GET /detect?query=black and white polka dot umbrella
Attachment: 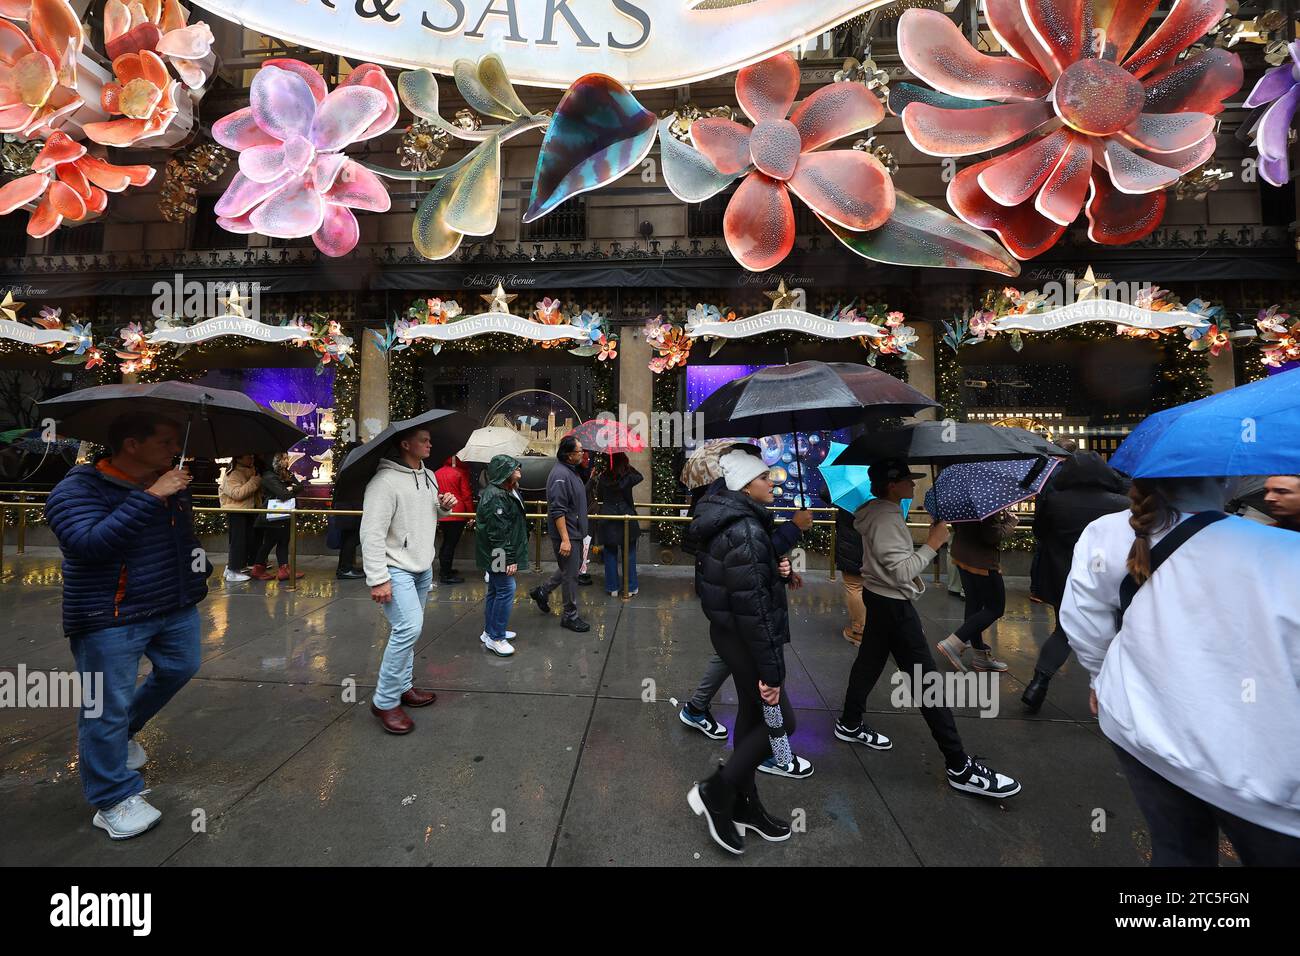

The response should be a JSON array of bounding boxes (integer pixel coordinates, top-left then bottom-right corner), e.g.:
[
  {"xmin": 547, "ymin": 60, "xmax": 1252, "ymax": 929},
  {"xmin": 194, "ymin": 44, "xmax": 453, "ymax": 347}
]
[{"xmin": 924, "ymin": 457, "xmax": 1062, "ymax": 523}]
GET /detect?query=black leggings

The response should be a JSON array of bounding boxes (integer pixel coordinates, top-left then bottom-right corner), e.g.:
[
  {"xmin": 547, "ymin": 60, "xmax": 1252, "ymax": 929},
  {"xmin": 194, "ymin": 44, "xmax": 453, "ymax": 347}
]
[
  {"xmin": 1034, "ymin": 607, "xmax": 1073, "ymax": 675},
  {"xmin": 954, "ymin": 567, "xmax": 1005, "ymax": 650},
  {"xmin": 254, "ymin": 526, "xmax": 289, "ymax": 566},
  {"xmin": 709, "ymin": 623, "xmax": 795, "ymax": 795}
]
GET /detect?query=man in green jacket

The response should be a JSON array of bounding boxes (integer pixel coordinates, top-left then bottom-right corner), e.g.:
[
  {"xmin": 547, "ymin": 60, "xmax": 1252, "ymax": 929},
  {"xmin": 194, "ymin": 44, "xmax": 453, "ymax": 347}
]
[{"xmin": 476, "ymin": 455, "xmax": 528, "ymax": 657}]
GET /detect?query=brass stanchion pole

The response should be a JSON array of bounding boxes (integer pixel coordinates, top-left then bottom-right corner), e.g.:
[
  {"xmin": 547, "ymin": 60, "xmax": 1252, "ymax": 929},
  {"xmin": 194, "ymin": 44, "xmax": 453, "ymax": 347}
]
[
  {"xmin": 621, "ymin": 516, "xmax": 630, "ymax": 599},
  {"xmin": 827, "ymin": 517, "xmax": 835, "ymax": 581},
  {"xmin": 532, "ymin": 515, "xmax": 543, "ymax": 572},
  {"xmin": 288, "ymin": 511, "xmax": 298, "ymax": 592}
]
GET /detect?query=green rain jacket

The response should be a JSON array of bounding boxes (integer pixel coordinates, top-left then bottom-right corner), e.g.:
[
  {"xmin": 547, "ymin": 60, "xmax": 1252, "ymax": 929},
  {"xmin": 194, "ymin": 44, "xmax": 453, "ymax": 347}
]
[{"xmin": 475, "ymin": 455, "xmax": 528, "ymax": 572}]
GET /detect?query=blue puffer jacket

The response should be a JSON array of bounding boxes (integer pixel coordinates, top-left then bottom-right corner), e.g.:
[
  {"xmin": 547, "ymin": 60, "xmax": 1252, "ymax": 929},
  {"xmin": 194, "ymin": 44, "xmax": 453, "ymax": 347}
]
[{"xmin": 45, "ymin": 464, "xmax": 210, "ymax": 637}]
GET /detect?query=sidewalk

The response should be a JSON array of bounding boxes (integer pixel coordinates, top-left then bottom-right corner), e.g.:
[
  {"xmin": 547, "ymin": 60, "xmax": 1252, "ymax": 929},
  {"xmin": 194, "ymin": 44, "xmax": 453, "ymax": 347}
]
[{"xmin": 0, "ymin": 548, "xmax": 1204, "ymax": 866}]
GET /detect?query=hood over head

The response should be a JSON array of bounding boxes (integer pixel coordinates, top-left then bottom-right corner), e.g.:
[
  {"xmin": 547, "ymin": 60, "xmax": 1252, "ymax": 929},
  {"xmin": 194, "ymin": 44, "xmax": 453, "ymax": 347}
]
[{"xmin": 486, "ymin": 454, "xmax": 520, "ymax": 487}]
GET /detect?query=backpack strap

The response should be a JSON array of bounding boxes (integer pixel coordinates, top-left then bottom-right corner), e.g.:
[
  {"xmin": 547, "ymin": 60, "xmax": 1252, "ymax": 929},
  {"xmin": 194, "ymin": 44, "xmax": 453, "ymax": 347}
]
[{"xmin": 1116, "ymin": 511, "xmax": 1228, "ymax": 629}]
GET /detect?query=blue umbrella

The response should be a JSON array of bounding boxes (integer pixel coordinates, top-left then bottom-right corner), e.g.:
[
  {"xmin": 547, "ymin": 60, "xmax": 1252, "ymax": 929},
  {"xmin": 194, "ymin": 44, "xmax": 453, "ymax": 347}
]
[
  {"xmin": 1110, "ymin": 368, "xmax": 1300, "ymax": 477},
  {"xmin": 925, "ymin": 458, "xmax": 1060, "ymax": 523},
  {"xmin": 818, "ymin": 441, "xmax": 874, "ymax": 512}
]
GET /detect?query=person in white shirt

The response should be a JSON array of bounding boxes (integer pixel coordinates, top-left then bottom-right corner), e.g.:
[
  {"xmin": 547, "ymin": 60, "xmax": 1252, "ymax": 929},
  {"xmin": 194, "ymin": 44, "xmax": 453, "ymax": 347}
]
[{"xmin": 1061, "ymin": 476, "xmax": 1300, "ymax": 865}]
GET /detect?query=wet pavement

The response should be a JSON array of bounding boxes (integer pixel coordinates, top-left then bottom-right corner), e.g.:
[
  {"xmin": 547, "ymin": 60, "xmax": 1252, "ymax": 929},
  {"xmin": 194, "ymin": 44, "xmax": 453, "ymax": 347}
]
[{"xmin": 0, "ymin": 548, "xmax": 1219, "ymax": 866}]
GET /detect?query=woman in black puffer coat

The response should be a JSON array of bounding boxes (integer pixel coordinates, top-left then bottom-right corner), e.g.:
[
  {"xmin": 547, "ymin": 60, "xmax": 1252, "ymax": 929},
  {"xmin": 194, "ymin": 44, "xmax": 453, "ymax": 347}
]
[{"xmin": 686, "ymin": 450, "xmax": 796, "ymax": 855}]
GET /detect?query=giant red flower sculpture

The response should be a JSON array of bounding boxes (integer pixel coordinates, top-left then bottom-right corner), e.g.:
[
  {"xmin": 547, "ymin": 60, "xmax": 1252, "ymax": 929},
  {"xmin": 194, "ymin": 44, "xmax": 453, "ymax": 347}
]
[
  {"xmin": 690, "ymin": 53, "xmax": 893, "ymax": 271},
  {"xmin": 896, "ymin": 1, "xmax": 1242, "ymax": 258}
]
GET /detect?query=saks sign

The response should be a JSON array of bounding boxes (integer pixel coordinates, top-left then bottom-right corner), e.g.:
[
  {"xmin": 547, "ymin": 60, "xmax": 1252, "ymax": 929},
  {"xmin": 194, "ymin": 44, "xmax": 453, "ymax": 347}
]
[
  {"xmin": 400, "ymin": 312, "xmax": 585, "ymax": 341},
  {"xmin": 190, "ymin": 0, "xmax": 886, "ymax": 89},
  {"xmin": 688, "ymin": 309, "xmax": 885, "ymax": 341}
]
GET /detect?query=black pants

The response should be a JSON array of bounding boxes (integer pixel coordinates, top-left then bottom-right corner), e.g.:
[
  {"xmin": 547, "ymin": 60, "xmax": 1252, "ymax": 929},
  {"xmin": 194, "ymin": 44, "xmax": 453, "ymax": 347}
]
[
  {"xmin": 709, "ymin": 623, "xmax": 795, "ymax": 795},
  {"xmin": 954, "ymin": 567, "xmax": 1005, "ymax": 650},
  {"xmin": 1034, "ymin": 607, "xmax": 1072, "ymax": 675},
  {"xmin": 337, "ymin": 528, "xmax": 360, "ymax": 573},
  {"xmin": 841, "ymin": 589, "xmax": 966, "ymax": 768},
  {"xmin": 438, "ymin": 521, "xmax": 465, "ymax": 576},
  {"xmin": 254, "ymin": 525, "xmax": 289, "ymax": 567},
  {"xmin": 1113, "ymin": 745, "xmax": 1300, "ymax": 866},
  {"xmin": 227, "ymin": 513, "xmax": 255, "ymax": 570},
  {"xmin": 541, "ymin": 537, "xmax": 582, "ymax": 621}
]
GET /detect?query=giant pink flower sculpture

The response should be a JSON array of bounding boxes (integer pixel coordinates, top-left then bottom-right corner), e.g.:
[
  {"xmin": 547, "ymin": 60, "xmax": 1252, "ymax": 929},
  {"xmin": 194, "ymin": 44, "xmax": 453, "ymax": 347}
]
[
  {"xmin": 211, "ymin": 59, "xmax": 398, "ymax": 257},
  {"xmin": 690, "ymin": 53, "xmax": 894, "ymax": 272},
  {"xmin": 896, "ymin": 1, "xmax": 1242, "ymax": 258}
]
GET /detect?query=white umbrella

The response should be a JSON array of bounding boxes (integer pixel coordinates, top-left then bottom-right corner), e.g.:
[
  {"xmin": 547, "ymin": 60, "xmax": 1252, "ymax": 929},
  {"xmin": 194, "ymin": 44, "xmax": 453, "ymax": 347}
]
[{"xmin": 458, "ymin": 426, "xmax": 531, "ymax": 463}]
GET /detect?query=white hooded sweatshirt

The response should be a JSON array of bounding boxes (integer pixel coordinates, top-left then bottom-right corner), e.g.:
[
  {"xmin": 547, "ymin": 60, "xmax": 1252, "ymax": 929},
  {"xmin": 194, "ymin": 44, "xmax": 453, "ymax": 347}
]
[
  {"xmin": 1061, "ymin": 510, "xmax": 1300, "ymax": 837},
  {"xmin": 360, "ymin": 458, "xmax": 450, "ymax": 586}
]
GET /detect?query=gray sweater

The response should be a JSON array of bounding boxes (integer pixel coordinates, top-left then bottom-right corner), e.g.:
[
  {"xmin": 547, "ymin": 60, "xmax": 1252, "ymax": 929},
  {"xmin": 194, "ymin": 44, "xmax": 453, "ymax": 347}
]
[
  {"xmin": 854, "ymin": 497, "xmax": 937, "ymax": 601},
  {"xmin": 360, "ymin": 458, "xmax": 450, "ymax": 586}
]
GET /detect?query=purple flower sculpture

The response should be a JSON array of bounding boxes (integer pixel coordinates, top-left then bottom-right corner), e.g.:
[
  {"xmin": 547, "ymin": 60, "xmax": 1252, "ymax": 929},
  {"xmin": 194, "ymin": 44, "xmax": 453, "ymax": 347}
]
[{"xmin": 1244, "ymin": 41, "xmax": 1300, "ymax": 187}]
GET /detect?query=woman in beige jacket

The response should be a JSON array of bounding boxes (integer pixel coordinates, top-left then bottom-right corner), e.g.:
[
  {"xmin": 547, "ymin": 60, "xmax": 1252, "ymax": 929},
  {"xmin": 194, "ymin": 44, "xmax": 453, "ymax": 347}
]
[{"xmin": 218, "ymin": 454, "xmax": 261, "ymax": 582}]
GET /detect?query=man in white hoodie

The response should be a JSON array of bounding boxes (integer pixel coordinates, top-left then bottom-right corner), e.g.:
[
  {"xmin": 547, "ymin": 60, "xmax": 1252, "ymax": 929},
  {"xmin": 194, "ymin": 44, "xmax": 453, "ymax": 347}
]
[
  {"xmin": 1061, "ymin": 476, "xmax": 1300, "ymax": 864},
  {"xmin": 361, "ymin": 426, "xmax": 459, "ymax": 735}
]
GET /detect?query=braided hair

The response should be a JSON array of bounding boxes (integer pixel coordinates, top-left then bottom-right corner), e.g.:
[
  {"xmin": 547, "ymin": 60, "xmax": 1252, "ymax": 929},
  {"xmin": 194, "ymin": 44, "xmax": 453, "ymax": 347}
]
[{"xmin": 1126, "ymin": 479, "xmax": 1180, "ymax": 584}]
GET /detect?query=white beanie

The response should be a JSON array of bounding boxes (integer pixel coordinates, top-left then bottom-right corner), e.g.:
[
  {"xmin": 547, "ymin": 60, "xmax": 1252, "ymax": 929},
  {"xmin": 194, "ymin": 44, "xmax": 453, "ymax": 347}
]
[{"xmin": 721, "ymin": 449, "xmax": 771, "ymax": 492}]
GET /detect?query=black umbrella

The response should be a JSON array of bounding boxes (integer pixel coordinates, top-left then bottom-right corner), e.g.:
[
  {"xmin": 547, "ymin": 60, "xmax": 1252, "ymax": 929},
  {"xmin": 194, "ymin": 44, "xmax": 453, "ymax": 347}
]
[
  {"xmin": 697, "ymin": 361, "xmax": 939, "ymax": 506},
  {"xmin": 836, "ymin": 421, "xmax": 1069, "ymax": 467},
  {"xmin": 333, "ymin": 409, "xmax": 477, "ymax": 506},
  {"xmin": 698, "ymin": 361, "xmax": 939, "ymax": 439},
  {"xmin": 38, "ymin": 381, "xmax": 304, "ymax": 459}
]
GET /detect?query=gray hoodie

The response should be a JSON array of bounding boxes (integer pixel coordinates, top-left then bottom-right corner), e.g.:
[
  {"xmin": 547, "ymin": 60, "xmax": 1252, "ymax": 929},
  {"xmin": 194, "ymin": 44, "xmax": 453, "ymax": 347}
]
[
  {"xmin": 855, "ymin": 497, "xmax": 937, "ymax": 601},
  {"xmin": 360, "ymin": 458, "xmax": 450, "ymax": 586}
]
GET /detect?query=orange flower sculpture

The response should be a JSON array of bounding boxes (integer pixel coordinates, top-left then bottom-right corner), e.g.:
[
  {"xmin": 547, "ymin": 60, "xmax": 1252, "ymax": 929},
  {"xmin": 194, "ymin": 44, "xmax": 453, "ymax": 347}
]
[
  {"xmin": 0, "ymin": 130, "xmax": 154, "ymax": 236},
  {"xmin": 84, "ymin": 49, "xmax": 180, "ymax": 146},
  {"xmin": 0, "ymin": 0, "xmax": 87, "ymax": 138}
]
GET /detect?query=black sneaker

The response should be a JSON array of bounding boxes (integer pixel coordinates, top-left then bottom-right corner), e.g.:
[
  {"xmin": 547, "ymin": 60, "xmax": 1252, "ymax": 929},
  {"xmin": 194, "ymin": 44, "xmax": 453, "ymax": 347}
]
[
  {"xmin": 947, "ymin": 756, "xmax": 1021, "ymax": 798},
  {"xmin": 687, "ymin": 772, "xmax": 743, "ymax": 855},
  {"xmin": 577, "ymin": 573, "xmax": 594, "ymax": 586},
  {"xmin": 733, "ymin": 790, "xmax": 791, "ymax": 843},
  {"xmin": 529, "ymin": 587, "xmax": 550, "ymax": 614},
  {"xmin": 560, "ymin": 617, "xmax": 591, "ymax": 633},
  {"xmin": 335, "ymin": 569, "xmax": 364, "ymax": 580},
  {"xmin": 439, "ymin": 573, "xmax": 464, "ymax": 585},
  {"xmin": 679, "ymin": 704, "xmax": 728, "ymax": 740},
  {"xmin": 833, "ymin": 720, "xmax": 894, "ymax": 750}
]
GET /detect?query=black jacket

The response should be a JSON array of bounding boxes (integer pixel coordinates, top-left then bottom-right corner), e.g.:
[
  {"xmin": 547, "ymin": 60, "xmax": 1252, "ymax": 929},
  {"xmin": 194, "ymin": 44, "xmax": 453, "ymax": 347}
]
[
  {"xmin": 255, "ymin": 469, "xmax": 303, "ymax": 529},
  {"xmin": 596, "ymin": 467, "xmax": 643, "ymax": 549},
  {"xmin": 683, "ymin": 476, "xmax": 801, "ymax": 556},
  {"xmin": 1032, "ymin": 452, "xmax": 1130, "ymax": 608},
  {"xmin": 690, "ymin": 489, "xmax": 790, "ymax": 686},
  {"xmin": 833, "ymin": 505, "xmax": 863, "ymax": 575}
]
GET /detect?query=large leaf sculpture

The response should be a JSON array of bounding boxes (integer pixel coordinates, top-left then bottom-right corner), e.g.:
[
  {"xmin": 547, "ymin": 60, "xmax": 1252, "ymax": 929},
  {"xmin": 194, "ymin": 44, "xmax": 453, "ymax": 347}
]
[
  {"xmin": 524, "ymin": 75, "xmax": 657, "ymax": 223},
  {"xmin": 895, "ymin": 2, "xmax": 1242, "ymax": 258},
  {"xmin": 372, "ymin": 56, "xmax": 549, "ymax": 260}
]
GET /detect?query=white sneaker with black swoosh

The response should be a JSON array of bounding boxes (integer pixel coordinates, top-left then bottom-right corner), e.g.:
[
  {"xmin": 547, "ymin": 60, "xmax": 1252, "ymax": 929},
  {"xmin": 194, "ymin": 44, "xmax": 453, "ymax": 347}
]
[{"xmin": 947, "ymin": 756, "xmax": 1021, "ymax": 798}]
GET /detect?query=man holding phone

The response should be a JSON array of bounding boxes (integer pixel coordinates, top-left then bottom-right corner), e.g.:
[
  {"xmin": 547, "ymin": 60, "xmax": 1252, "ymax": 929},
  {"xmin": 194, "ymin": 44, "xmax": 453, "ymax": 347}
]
[
  {"xmin": 45, "ymin": 412, "xmax": 211, "ymax": 840},
  {"xmin": 834, "ymin": 459, "xmax": 1022, "ymax": 799},
  {"xmin": 361, "ymin": 426, "xmax": 459, "ymax": 734}
]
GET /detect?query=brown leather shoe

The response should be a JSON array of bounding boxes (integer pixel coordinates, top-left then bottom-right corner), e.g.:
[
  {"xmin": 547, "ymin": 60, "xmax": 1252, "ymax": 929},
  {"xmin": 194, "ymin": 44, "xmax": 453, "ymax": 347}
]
[
  {"xmin": 401, "ymin": 688, "xmax": 437, "ymax": 708},
  {"xmin": 370, "ymin": 703, "xmax": 414, "ymax": 734}
]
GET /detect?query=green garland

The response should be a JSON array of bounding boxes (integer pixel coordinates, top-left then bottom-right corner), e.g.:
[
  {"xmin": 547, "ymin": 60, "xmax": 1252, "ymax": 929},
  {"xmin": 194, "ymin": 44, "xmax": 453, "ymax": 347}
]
[{"xmin": 650, "ymin": 367, "xmax": 684, "ymax": 546}]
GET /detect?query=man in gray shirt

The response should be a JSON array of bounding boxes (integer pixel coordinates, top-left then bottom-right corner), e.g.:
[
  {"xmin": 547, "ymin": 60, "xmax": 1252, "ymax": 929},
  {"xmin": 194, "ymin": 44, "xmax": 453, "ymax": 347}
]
[{"xmin": 530, "ymin": 436, "xmax": 590, "ymax": 632}]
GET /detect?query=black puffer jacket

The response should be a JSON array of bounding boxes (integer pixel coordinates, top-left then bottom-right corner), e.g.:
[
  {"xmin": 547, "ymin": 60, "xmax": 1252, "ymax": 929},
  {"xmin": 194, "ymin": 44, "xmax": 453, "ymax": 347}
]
[
  {"xmin": 690, "ymin": 489, "xmax": 789, "ymax": 686},
  {"xmin": 1032, "ymin": 451, "xmax": 1130, "ymax": 608},
  {"xmin": 833, "ymin": 505, "xmax": 863, "ymax": 575}
]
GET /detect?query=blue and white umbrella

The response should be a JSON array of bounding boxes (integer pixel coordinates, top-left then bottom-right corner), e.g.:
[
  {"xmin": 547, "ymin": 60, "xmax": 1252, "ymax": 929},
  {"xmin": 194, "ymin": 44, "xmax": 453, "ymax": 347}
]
[{"xmin": 925, "ymin": 458, "xmax": 1060, "ymax": 523}]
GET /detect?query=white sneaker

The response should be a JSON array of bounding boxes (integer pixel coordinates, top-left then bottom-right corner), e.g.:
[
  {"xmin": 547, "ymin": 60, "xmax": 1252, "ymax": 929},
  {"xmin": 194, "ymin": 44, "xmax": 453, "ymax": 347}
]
[
  {"xmin": 126, "ymin": 738, "xmax": 147, "ymax": 771},
  {"xmin": 505, "ymin": 630, "xmax": 517, "ymax": 641},
  {"xmin": 223, "ymin": 567, "xmax": 250, "ymax": 582},
  {"xmin": 480, "ymin": 632, "xmax": 515, "ymax": 657},
  {"xmin": 92, "ymin": 791, "xmax": 161, "ymax": 840}
]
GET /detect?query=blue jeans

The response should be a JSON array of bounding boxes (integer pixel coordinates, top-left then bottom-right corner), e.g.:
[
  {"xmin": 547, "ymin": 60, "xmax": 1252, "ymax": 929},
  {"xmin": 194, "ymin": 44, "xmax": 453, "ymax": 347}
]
[
  {"xmin": 373, "ymin": 566, "xmax": 432, "ymax": 709},
  {"xmin": 484, "ymin": 572, "xmax": 516, "ymax": 640},
  {"xmin": 602, "ymin": 542, "xmax": 638, "ymax": 593},
  {"xmin": 69, "ymin": 605, "xmax": 202, "ymax": 810}
]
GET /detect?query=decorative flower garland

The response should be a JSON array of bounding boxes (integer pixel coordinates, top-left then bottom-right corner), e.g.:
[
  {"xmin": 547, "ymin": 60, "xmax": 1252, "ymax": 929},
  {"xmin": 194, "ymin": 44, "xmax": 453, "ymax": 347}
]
[
  {"xmin": 644, "ymin": 301, "xmax": 915, "ymax": 372},
  {"xmin": 1256, "ymin": 306, "xmax": 1300, "ymax": 368},
  {"xmin": 371, "ymin": 296, "xmax": 618, "ymax": 360}
]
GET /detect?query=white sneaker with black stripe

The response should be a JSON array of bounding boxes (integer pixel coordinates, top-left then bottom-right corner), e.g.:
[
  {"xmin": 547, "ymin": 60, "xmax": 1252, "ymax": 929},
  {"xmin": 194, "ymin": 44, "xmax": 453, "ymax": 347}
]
[
  {"xmin": 757, "ymin": 754, "xmax": 814, "ymax": 778},
  {"xmin": 947, "ymin": 756, "xmax": 1021, "ymax": 798},
  {"xmin": 834, "ymin": 721, "xmax": 893, "ymax": 750}
]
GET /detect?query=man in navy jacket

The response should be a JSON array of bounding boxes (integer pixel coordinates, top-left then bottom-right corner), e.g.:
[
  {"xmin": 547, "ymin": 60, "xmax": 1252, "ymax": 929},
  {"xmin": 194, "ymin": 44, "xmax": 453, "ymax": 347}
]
[{"xmin": 44, "ymin": 412, "xmax": 210, "ymax": 840}]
